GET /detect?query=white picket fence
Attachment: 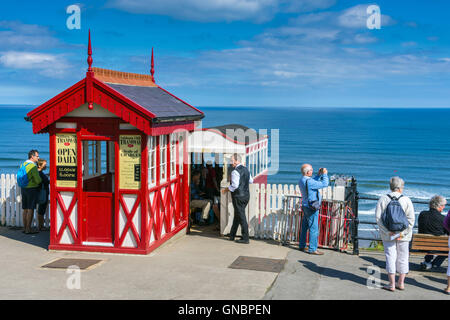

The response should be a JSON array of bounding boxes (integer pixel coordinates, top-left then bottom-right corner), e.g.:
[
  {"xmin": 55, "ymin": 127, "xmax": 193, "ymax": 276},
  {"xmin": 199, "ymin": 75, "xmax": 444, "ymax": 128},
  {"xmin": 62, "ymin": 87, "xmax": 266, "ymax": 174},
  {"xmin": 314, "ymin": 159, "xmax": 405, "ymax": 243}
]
[
  {"xmin": 220, "ymin": 183, "xmax": 347, "ymax": 241},
  {"xmin": 0, "ymin": 174, "xmax": 50, "ymax": 228}
]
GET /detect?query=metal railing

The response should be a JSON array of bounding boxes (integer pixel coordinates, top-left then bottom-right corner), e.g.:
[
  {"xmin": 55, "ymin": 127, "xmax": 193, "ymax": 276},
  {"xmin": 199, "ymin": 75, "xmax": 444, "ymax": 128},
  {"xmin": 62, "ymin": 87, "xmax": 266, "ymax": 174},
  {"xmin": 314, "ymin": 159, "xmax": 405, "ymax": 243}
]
[{"xmin": 353, "ymin": 194, "xmax": 449, "ymax": 250}]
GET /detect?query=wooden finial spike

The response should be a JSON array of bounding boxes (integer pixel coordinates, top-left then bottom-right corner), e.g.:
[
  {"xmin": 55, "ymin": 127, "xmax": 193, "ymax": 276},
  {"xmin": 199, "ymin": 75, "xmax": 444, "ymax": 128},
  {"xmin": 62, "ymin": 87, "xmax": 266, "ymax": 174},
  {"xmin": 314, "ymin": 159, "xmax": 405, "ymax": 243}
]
[
  {"xmin": 87, "ymin": 29, "xmax": 93, "ymax": 72},
  {"xmin": 151, "ymin": 47, "xmax": 155, "ymax": 82}
]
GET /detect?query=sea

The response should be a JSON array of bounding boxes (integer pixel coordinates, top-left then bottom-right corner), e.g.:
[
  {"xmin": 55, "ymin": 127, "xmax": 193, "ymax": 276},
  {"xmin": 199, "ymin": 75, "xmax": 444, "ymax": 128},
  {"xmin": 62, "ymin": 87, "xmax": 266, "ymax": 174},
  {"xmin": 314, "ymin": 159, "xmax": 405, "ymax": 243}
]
[{"xmin": 2, "ymin": 105, "xmax": 450, "ymax": 247}]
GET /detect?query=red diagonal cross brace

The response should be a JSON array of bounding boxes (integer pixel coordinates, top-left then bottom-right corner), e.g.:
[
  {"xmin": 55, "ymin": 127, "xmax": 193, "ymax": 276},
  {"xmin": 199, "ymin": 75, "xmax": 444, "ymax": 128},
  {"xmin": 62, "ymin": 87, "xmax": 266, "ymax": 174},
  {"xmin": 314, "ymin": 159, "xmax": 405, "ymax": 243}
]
[
  {"xmin": 56, "ymin": 193, "xmax": 78, "ymax": 243},
  {"xmin": 118, "ymin": 194, "xmax": 141, "ymax": 247}
]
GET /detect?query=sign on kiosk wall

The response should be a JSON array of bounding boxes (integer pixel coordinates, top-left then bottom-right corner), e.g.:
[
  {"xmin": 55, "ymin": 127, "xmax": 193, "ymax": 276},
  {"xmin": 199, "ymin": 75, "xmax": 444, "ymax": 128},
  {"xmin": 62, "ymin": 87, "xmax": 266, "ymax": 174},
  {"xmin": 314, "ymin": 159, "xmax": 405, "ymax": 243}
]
[
  {"xmin": 56, "ymin": 133, "xmax": 78, "ymax": 187},
  {"xmin": 119, "ymin": 135, "xmax": 141, "ymax": 190}
]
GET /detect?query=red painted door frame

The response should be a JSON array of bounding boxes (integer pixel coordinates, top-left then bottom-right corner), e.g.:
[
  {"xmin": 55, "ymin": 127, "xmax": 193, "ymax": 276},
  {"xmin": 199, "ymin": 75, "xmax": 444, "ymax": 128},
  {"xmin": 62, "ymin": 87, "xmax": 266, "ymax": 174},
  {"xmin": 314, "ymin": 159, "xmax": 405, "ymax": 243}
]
[{"xmin": 79, "ymin": 120, "xmax": 117, "ymax": 244}]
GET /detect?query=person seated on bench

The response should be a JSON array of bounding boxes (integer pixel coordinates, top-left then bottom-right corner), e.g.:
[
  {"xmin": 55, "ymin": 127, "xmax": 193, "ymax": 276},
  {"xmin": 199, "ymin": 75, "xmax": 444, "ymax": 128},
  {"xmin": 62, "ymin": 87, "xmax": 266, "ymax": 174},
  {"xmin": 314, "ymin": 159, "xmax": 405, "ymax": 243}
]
[
  {"xmin": 418, "ymin": 195, "xmax": 449, "ymax": 271},
  {"xmin": 190, "ymin": 171, "xmax": 213, "ymax": 225}
]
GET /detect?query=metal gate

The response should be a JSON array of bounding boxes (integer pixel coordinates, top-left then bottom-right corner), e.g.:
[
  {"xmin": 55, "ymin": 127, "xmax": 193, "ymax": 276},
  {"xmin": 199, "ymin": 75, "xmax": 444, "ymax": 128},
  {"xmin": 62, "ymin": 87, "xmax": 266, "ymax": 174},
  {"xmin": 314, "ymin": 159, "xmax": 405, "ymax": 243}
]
[{"xmin": 279, "ymin": 195, "xmax": 356, "ymax": 252}]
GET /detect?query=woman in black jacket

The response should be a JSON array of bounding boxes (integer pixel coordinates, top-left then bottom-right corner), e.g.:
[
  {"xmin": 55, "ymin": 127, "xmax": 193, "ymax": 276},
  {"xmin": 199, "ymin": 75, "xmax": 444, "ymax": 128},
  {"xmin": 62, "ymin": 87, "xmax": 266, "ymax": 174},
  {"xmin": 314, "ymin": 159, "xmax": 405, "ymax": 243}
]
[{"xmin": 37, "ymin": 159, "xmax": 50, "ymax": 231}]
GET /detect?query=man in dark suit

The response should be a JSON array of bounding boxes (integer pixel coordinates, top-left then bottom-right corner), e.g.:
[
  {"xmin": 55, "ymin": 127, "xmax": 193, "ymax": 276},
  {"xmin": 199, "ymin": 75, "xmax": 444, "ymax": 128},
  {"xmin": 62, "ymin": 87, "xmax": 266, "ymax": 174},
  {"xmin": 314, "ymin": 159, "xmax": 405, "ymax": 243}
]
[{"xmin": 222, "ymin": 153, "xmax": 253, "ymax": 244}]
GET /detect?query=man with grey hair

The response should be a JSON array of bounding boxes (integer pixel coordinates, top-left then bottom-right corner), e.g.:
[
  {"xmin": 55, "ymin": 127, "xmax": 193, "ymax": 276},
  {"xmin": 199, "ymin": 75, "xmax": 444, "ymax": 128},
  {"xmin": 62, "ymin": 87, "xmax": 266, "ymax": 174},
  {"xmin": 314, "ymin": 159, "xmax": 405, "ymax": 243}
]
[
  {"xmin": 222, "ymin": 153, "xmax": 253, "ymax": 244},
  {"xmin": 375, "ymin": 176, "xmax": 415, "ymax": 291},
  {"xmin": 418, "ymin": 195, "xmax": 449, "ymax": 270},
  {"xmin": 298, "ymin": 163, "xmax": 329, "ymax": 255}
]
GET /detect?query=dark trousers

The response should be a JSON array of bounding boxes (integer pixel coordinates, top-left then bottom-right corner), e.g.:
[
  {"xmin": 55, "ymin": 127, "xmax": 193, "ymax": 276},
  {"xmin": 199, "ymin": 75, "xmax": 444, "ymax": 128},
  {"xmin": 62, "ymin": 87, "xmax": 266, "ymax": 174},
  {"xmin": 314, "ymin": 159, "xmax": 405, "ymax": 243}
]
[
  {"xmin": 230, "ymin": 196, "xmax": 249, "ymax": 241},
  {"xmin": 424, "ymin": 254, "xmax": 447, "ymax": 268}
]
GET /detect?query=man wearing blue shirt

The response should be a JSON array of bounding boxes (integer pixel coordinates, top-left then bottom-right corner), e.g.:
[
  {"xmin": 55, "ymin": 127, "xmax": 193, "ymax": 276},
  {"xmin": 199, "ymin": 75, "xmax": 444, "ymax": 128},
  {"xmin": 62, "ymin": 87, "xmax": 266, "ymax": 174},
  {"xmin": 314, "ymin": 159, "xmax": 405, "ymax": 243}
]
[{"xmin": 298, "ymin": 163, "xmax": 329, "ymax": 255}]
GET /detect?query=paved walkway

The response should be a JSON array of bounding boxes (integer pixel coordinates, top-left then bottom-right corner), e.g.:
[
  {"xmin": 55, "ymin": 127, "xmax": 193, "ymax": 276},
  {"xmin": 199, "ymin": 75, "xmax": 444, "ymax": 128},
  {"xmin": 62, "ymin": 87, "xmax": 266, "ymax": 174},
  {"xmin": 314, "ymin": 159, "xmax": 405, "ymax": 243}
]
[
  {"xmin": 264, "ymin": 245, "xmax": 449, "ymax": 300},
  {"xmin": 0, "ymin": 225, "xmax": 448, "ymax": 300}
]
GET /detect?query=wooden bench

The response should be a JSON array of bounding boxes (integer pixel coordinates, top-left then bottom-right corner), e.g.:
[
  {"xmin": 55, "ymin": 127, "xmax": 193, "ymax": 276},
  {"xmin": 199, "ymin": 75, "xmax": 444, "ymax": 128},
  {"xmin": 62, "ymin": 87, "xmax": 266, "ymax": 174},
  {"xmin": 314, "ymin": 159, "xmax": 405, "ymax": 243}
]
[{"xmin": 410, "ymin": 233, "xmax": 449, "ymax": 256}]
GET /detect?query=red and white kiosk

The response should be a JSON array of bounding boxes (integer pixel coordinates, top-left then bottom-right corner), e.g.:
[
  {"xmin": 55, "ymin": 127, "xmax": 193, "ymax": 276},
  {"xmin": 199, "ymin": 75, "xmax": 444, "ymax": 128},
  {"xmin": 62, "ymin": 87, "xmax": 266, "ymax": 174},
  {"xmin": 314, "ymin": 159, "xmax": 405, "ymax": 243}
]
[{"xmin": 26, "ymin": 32, "xmax": 204, "ymax": 254}]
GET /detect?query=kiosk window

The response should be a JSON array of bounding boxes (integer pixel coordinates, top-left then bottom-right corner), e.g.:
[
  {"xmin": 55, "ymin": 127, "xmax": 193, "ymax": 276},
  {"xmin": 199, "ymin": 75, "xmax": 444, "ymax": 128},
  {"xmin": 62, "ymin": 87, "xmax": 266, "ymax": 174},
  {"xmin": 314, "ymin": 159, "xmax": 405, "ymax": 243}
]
[
  {"xmin": 159, "ymin": 135, "xmax": 167, "ymax": 183},
  {"xmin": 148, "ymin": 136, "xmax": 157, "ymax": 187},
  {"xmin": 170, "ymin": 133, "xmax": 177, "ymax": 179}
]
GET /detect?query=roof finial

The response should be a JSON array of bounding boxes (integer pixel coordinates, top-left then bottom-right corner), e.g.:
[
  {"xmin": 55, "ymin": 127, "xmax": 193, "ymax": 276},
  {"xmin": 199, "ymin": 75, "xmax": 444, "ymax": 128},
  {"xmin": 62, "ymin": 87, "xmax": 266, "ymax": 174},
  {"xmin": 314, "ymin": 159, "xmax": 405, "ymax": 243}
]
[
  {"xmin": 87, "ymin": 29, "xmax": 94, "ymax": 110},
  {"xmin": 87, "ymin": 29, "xmax": 93, "ymax": 72},
  {"xmin": 150, "ymin": 47, "xmax": 155, "ymax": 82}
]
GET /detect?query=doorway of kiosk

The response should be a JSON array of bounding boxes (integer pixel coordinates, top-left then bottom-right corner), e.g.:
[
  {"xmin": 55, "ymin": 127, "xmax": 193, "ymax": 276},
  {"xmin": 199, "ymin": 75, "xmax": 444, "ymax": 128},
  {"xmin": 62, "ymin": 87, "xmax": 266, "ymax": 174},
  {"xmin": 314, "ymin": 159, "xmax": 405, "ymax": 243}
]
[
  {"xmin": 189, "ymin": 152, "xmax": 225, "ymax": 232},
  {"xmin": 81, "ymin": 139, "xmax": 115, "ymax": 246}
]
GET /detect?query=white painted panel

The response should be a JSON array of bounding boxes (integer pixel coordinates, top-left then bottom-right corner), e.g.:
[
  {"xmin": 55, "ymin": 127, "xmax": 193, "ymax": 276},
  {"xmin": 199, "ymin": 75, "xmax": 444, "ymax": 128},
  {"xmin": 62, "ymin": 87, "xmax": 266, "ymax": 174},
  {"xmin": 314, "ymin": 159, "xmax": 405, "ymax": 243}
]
[
  {"xmin": 119, "ymin": 205, "xmax": 127, "ymax": 236},
  {"xmin": 60, "ymin": 192, "xmax": 74, "ymax": 210},
  {"xmin": 56, "ymin": 122, "xmax": 77, "ymax": 129},
  {"xmin": 56, "ymin": 202, "xmax": 63, "ymax": 232},
  {"xmin": 150, "ymin": 226, "xmax": 155, "ymax": 243},
  {"xmin": 123, "ymin": 194, "xmax": 137, "ymax": 213},
  {"xmin": 120, "ymin": 123, "xmax": 137, "ymax": 130},
  {"xmin": 149, "ymin": 192, "xmax": 155, "ymax": 225},
  {"xmin": 160, "ymin": 219, "xmax": 166, "ymax": 238},
  {"xmin": 82, "ymin": 241, "xmax": 114, "ymax": 247},
  {"xmin": 132, "ymin": 204, "xmax": 141, "ymax": 238},
  {"xmin": 122, "ymin": 229, "xmax": 137, "ymax": 248},
  {"xmin": 70, "ymin": 202, "xmax": 78, "ymax": 234},
  {"xmin": 64, "ymin": 103, "xmax": 117, "ymax": 118},
  {"xmin": 188, "ymin": 130, "xmax": 246, "ymax": 154},
  {"xmin": 60, "ymin": 226, "xmax": 74, "ymax": 244}
]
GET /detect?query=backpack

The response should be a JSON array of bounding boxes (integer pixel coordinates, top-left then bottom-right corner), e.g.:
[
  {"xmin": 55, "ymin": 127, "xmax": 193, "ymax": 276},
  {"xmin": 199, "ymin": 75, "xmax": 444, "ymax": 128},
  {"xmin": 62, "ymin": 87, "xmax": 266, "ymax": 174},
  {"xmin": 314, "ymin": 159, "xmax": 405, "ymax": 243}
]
[
  {"xmin": 17, "ymin": 162, "xmax": 32, "ymax": 188},
  {"xmin": 381, "ymin": 194, "xmax": 409, "ymax": 232}
]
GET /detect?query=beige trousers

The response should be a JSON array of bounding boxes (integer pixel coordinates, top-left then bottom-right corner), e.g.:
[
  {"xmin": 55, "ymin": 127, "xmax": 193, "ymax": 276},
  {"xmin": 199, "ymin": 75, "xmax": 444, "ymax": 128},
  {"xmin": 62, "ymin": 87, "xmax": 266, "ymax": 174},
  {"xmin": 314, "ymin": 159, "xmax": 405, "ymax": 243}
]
[{"xmin": 190, "ymin": 199, "xmax": 211, "ymax": 220}]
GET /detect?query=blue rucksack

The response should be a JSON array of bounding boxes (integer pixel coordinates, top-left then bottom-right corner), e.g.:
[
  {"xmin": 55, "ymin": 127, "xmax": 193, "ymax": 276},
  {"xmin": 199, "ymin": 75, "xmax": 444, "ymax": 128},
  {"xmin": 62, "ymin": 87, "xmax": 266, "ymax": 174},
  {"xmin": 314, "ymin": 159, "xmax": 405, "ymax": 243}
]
[
  {"xmin": 17, "ymin": 162, "xmax": 32, "ymax": 188},
  {"xmin": 381, "ymin": 194, "xmax": 409, "ymax": 232}
]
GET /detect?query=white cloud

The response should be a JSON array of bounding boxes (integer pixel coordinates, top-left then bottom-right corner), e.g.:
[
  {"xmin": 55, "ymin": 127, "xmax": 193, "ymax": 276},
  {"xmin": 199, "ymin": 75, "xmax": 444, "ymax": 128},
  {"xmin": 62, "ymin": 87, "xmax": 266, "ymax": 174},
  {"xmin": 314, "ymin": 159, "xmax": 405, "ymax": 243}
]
[
  {"xmin": 151, "ymin": 5, "xmax": 449, "ymax": 91},
  {"xmin": 107, "ymin": 0, "xmax": 336, "ymax": 22},
  {"xmin": 0, "ymin": 51, "xmax": 70, "ymax": 78},
  {"xmin": 337, "ymin": 4, "xmax": 395, "ymax": 29},
  {"xmin": 0, "ymin": 21, "xmax": 60, "ymax": 50}
]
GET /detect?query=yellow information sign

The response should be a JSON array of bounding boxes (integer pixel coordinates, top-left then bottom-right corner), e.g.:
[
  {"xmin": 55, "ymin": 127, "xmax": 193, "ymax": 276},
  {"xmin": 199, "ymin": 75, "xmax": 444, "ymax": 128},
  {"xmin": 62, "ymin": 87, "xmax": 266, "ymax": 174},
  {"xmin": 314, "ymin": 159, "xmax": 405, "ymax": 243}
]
[
  {"xmin": 56, "ymin": 133, "xmax": 77, "ymax": 188},
  {"xmin": 119, "ymin": 135, "xmax": 141, "ymax": 190}
]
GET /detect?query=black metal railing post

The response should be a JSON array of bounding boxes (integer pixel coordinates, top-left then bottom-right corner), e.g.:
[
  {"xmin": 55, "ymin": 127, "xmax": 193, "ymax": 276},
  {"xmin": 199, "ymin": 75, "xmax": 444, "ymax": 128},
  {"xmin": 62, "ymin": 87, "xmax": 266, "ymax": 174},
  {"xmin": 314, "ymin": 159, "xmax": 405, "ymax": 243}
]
[{"xmin": 350, "ymin": 177, "xmax": 360, "ymax": 255}]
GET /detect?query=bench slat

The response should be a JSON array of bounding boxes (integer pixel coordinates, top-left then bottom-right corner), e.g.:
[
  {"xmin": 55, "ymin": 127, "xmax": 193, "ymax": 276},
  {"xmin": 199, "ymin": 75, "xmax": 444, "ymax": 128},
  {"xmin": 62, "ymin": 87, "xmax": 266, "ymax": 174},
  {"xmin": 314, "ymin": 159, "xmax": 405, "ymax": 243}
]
[
  {"xmin": 413, "ymin": 233, "xmax": 448, "ymax": 239},
  {"xmin": 413, "ymin": 239, "xmax": 448, "ymax": 245},
  {"xmin": 412, "ymin": 242, "xmax": 448, "ymax": 248},
  {"xmin": 410, "ymin": 251, "xmax": 448, "ymax": 256},
  {"xmin": 411, "ymin": 245, "xmax": 449, "ymax": 251}
]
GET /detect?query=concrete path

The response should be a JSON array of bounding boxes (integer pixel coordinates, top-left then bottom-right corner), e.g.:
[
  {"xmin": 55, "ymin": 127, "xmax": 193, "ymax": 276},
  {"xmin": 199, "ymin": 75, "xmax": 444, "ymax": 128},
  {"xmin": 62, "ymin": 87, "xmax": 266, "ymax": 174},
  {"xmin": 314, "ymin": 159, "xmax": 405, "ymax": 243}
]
[
  {"xmin": 0, "ymin": 225, "xmax": 289, "ymax": 299},
  {"xmin": 0, "ymin": 225, "xmax": 448, "ymax": 300},
  {"xmin": 264, "ymin": 245, "xmax": 450, "ymax": 300}
]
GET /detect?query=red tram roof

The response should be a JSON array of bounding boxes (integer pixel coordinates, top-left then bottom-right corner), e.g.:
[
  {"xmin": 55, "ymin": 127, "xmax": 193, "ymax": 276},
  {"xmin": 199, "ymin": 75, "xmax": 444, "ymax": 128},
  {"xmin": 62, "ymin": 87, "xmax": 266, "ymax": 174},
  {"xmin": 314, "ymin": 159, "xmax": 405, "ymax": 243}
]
[{"xmin": 27, "ymin": 32, "xmax": 203, "ymax": 135}]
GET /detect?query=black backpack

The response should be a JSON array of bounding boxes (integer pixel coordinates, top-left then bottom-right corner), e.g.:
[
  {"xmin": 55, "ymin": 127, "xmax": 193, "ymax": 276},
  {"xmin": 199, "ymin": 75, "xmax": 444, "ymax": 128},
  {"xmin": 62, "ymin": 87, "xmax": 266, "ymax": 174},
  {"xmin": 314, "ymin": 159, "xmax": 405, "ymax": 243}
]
[{"xmin": 381, "ymin": 194, "xmax": 409, "ymax": 232}]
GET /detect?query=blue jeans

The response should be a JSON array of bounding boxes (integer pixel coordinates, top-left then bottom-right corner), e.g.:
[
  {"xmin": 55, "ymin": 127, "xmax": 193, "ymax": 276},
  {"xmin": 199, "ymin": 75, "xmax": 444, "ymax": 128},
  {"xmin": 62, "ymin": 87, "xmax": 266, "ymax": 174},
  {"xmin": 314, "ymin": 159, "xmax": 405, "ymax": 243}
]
[{"xmin": 299, "ymin": 206, "xmax": 319, "ymax": 253}]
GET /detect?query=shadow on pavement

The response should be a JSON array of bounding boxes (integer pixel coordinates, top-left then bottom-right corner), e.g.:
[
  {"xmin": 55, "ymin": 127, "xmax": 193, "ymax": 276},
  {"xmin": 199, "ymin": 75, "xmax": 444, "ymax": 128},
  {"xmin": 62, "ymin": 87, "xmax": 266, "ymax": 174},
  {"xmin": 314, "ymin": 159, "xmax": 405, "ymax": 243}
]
[
  {"xmin": 0, "ymin": 227, "xmax": 49, "ymax": 250},
  {"xmin": 298, "ymin": 259, "xmax": 369, "ymax": 286},
  {"xmin": 358, "ymin": 254, "xmax": 446, "ymax": 293}
]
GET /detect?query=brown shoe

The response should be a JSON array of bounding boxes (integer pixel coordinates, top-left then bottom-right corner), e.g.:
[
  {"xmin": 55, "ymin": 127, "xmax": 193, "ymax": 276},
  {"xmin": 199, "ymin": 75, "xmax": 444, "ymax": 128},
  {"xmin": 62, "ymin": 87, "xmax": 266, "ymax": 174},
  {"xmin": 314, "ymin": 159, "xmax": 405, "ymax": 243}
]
[{"xmin": 309, "ymin": 250, "xmax": 324, "ymax": 255}]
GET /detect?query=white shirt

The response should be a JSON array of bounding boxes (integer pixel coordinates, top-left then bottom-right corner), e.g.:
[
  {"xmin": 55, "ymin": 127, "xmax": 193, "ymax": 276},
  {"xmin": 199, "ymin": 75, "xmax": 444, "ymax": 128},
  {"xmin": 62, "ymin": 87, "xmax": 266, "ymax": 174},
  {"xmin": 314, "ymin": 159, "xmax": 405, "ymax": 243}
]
[{"xmin": 228, "ymin": 164, "xmax": 253, "ymax": 192}]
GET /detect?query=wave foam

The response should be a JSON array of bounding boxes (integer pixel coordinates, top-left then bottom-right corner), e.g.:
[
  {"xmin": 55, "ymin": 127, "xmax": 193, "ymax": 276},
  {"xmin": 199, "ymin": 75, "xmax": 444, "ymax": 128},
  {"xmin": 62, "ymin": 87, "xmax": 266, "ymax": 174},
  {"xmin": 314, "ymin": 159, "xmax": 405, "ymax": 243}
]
[{"xmin": 363, "ymin": 188, "xmax": 441, "ymax": 200}]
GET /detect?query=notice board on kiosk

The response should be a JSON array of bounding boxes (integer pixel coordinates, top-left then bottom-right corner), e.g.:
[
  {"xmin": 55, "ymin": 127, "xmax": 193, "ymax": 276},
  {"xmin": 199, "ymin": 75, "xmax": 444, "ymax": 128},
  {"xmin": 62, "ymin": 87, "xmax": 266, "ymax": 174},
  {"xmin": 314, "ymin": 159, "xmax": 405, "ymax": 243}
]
[
  {"xmin": 119, "ymin": 135, "xmax": 141, "ymax": 190},
  {"xmin": 56, "ymin": 133, "xmax": 77, "ymax": 188}
]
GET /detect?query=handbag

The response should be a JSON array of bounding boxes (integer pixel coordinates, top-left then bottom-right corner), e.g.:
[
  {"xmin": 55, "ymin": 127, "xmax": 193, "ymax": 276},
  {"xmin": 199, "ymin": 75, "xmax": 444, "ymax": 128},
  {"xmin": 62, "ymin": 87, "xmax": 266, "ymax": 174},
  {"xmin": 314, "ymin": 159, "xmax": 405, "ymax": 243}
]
[
  {"xmin": 306, "ymin": 179, "xmax": 321, "ymax": 211},
  {"xmin": 37, "ymin": 184, "xmax": 47, "ymax": 205}
]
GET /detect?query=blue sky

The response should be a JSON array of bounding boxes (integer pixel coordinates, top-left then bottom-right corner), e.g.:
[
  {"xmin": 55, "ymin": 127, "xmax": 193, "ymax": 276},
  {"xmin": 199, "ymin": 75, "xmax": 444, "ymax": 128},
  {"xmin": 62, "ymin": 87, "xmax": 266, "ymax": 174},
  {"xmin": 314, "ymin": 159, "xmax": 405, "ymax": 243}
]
[{"xmin": 0, "ymin": 0, "xmax": 449, "ymax": 107}]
